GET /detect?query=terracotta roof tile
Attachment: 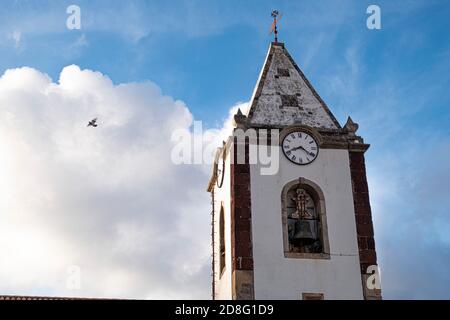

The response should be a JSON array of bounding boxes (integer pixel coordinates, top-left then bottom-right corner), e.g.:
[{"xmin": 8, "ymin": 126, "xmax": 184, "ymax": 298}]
[{"xmin": 0, "ymin": 295, "xmax": 103, "ymax": 300}]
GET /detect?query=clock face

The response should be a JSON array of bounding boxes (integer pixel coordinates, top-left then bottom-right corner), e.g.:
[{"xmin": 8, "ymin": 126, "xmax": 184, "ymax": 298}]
[{"xmin": 282, "ymin": 131, "xmax": 319, "ymax": 165}]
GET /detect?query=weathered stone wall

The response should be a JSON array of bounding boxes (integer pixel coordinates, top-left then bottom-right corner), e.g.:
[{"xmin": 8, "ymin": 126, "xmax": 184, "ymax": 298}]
[
  {"xmin": 230, "ymin": 140, "xmax": 254, "ymax": 300},
  {"xmin": 349, "ymin": 151, "xmax": 382, "ymax": 300},
  {"xmin": 247, "ymin": 43, "xmax": 340, "ymax": 129}
]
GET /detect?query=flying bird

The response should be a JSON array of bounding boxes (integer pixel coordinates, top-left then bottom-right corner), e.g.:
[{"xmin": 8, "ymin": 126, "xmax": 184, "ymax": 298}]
[{"xmin": 87, "ymin": 118, "xmax": 98, "ymax": 127}]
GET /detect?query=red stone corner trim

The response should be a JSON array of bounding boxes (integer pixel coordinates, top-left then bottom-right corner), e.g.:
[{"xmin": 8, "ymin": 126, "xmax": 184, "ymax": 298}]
[
  {"xmin": 230, "ymin": 140, "xmax": 254, "ymax": 300},
  {"xmin": 349, "ymin": 151, "xmax": 382, "ymax": 300}
]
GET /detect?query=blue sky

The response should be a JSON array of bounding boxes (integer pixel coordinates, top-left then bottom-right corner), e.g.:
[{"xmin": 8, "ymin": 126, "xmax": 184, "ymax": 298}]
[
  {"xmin": 2, "ymin": 1, "xmax": 449, "ymax": 127},
  {"xmin": 1, "ymin": 0, "xmax": 450, "ymax": 299}
]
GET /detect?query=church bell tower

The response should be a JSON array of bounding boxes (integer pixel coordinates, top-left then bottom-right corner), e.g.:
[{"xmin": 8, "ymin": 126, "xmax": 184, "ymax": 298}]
[{"xmin": 207, "ymin": 40, "xmax": 381, "ymax": 300}]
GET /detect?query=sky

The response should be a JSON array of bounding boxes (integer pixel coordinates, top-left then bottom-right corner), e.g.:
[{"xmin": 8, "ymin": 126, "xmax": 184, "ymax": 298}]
[{"xmin": 0, "ymin": 0, "xmax": 449, "ymax": 299}]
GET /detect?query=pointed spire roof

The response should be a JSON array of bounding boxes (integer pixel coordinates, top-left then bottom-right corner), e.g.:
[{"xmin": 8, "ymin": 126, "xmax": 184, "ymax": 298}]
[{"xmin": 246, "ymin": 42, "xmax": 341, "ymax": 129}]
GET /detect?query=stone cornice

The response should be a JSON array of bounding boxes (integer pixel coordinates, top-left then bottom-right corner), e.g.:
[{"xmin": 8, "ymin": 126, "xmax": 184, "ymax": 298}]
[{"xmin": 207, "ymin": 123, "xmax": 370, "ymax": 192}]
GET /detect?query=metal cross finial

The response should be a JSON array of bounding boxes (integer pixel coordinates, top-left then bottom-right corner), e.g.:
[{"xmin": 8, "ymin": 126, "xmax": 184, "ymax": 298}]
[{"xmin": 270, "ymin": 10, "xmax": 282, "ymax": 43}]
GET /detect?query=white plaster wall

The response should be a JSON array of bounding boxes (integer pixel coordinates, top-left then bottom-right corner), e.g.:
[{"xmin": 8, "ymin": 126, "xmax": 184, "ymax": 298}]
[
  {"xmin": 213, "ymin": 151, "xmax": 233, "ymax": 300},
  {"xmin": 250, "ymin": 148, "xmax": 364, "ymax": 299}
]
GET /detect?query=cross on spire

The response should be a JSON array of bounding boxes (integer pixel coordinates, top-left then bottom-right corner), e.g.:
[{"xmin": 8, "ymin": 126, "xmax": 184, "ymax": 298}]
[{"xmin": 270, "ymin": 10, "xmax": 282, "ymax": 43}]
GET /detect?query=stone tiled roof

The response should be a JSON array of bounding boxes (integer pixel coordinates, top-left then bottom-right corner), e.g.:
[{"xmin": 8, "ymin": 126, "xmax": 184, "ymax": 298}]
[
  {"xmin": 246, "ymin": 42, "xmax": 341, "ymax": 129},
  {"xmin": 0, "ymin": 295, "xmax": 84, "ymax": 300}
]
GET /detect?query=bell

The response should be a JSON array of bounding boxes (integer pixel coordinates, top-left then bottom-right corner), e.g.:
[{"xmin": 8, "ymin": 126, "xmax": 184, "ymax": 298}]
[{"xmin": 292, "ymin": 219, "xmax": 317, "ymax": 245}]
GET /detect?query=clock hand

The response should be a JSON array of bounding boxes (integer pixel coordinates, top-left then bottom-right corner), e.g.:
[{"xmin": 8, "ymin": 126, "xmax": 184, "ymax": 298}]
[
  {"xmin": 286, "ymin": 146, "xmax": 302, "ymax": 153},
  {"xmin": 286, "ymin": 145, "xmax": 315, "ymax": 157},
  {"xmin": 297, "ymin": 146, "xmax": 316, "ymax": 157},
  {"xmin": 287, "ymin": 145, "xmax": 305, "ymax": 153}
]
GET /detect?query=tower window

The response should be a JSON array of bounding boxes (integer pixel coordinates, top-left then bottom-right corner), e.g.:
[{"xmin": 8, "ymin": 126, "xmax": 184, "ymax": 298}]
[
  {"xmin": 302, "ymin": 293, "xmax": 324, "ymax": 300},
  {"xmin": 277, "ymin": 68, "xmax": 290, "ymax": 77},
  {"xmin": 219, "ymin": 206, "xmax": 226, "ymax": 275},
  {"xmin": 280, "ymin": 95, "xmax": 298, "ymax": 108},
  {"xmin": 281, "ymin": 178, "xmax": 330, "ymax": 259}
]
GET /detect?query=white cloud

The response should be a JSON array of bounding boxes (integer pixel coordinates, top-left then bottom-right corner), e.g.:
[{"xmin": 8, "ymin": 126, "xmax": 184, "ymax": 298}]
[
  {"xmin": 0, "ymin": 2, "xmax": 244, "ymax": 46},
  {"xmin": 0, "ymin": 65, "xmax": 226, "ymax": 299}
]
